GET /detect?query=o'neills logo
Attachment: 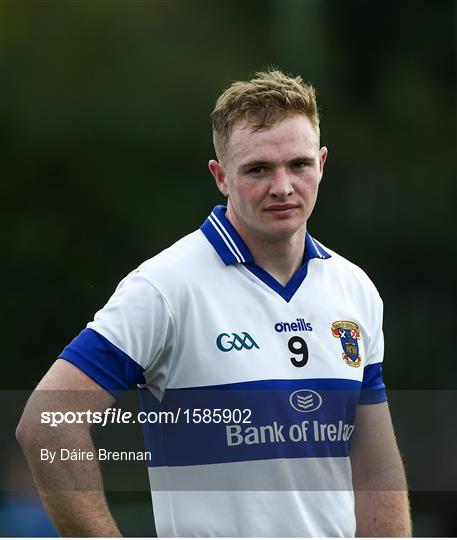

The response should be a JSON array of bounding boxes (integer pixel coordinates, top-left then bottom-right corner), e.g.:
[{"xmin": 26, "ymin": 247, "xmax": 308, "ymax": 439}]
[{"xmin": 274, "ymin": 318, "xmax": 313, "ymax": 333}]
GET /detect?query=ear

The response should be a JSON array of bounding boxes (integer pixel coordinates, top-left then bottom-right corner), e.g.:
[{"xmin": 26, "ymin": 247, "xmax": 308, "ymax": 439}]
[
  {"xmin": 208, "ymin": 159, "xmax": 229, "ymax": 197},
  {"xmin": 318, "ymin": 146, "xmax": 328, "ymax": 182}
]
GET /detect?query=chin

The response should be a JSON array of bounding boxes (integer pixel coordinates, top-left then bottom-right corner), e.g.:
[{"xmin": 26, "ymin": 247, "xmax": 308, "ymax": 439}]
[
  {"xmin": 271, "ymin": 217, "xmax": 305, "ymax": 233},
  {"xmin": 263, "ymin": 224, "xmax": 303, "ymax": 241}
]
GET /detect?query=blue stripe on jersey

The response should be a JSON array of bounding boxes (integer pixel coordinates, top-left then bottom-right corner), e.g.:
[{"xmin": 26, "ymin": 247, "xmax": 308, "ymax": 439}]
[
  {"xmin": 139, "ymin": 378, "xmax": 370, "ymax": 467},
  {"xmin": 59, "ymin": 328, "xmax": 144, "ymax": 398},
  {"xmin": 178, "ymin": 377, "xmax": 362, "ymax": 391},
  {"xmin": 180, "ymin": 374, "xmax": 385, "ymax": 403},
  {"xmin": 359, "ymin": 362, "xmax": 387, "ymax": 404}
]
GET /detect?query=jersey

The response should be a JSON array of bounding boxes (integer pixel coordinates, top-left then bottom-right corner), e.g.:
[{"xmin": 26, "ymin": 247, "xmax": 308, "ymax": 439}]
[{"xmin": 60, "ymin": 205, "xmax": 386, "ymax": 537}]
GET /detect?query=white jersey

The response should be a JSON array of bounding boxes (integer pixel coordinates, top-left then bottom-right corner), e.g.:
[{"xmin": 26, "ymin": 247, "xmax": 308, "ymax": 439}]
[{"xmin": 61, "ymin": 205, "xmax": 386, "ymax": 537}]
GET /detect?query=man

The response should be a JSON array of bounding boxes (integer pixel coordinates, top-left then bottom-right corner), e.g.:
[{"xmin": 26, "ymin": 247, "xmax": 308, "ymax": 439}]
[{"xmin": 17, "ymin": 70, "xmax": 411, "ymax": 537}]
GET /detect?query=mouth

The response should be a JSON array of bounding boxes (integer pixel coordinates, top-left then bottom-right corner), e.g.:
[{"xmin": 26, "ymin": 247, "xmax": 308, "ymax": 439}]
[{"xmin": 265, "ymin": 204, "xmax": 299, "ymax": 215}]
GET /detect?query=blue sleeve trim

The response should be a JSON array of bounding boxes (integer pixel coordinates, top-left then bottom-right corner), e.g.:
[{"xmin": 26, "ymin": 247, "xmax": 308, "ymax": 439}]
[
  {"xmin": 359, "ymin": 362, "xmax": 387, "ymax": 404},
  {"xmin": 59, "ymin": 328, "xmax": 144, "ymax": 399}
]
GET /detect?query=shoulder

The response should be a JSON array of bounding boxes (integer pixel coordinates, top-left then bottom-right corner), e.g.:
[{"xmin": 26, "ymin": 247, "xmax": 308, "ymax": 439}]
[
  {"xmin": 130, "ymin": 229, "xmax": 223, "ymax": 293},
  {"xmin": 313, "ymin": 239, "xmax": 382, "ymax": 306},
  {"xmin": 88, "ymin": 230, "xmax": 215, "ymax": 346}
]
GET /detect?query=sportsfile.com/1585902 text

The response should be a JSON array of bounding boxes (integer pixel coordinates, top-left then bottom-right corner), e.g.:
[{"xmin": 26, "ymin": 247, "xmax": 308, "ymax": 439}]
[{"xmin": 40, "ymin": 407, "xmax": 253, "ymax": 427}]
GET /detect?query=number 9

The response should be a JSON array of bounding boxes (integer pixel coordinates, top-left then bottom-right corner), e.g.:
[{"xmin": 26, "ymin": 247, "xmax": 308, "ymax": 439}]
[{"xmin": 288, "ymin": 336, "xmax": 308, "ymax": 367}]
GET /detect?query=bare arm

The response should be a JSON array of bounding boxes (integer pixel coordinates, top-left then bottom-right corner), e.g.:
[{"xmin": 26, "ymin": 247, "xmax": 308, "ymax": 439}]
[
  {"xmin": 16, "ymin": 359, "xmax": 122, "ymax": 537},
  {"xmin": 350, "ymin": 401, "xmax": 412, "ymax": 537}
]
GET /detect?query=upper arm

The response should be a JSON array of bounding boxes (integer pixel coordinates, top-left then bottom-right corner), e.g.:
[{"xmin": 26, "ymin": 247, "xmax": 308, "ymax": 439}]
[
  {"xmin": 17, "ymin": 359, "xmax": 115, "ymax": 445},
  {"xmin": 18, "ymin": 270, "xmax": 174, "ymax": 443},
  {"xmin": 350, "ymin": 401, "xmax": 406, "ymax": 491},
  {"xmin": 34, "ymin": 357, "xmax": 116, "ymax": 410},
  {"xmin": 37, "ymin": 359, "xmax": 118, "ymax": 398}
]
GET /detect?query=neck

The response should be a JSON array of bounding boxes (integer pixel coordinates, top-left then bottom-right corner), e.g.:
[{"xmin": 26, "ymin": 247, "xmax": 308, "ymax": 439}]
[
  {"xmin": 248, "ymin": 234, "xmax": 306, "ymax": 286},
  {"xmin": 226, "ymin": 214, "xmax": 306, "ymax": 286}
]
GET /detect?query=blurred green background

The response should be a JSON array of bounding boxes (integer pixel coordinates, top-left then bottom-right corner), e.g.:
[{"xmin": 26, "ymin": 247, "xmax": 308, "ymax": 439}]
[{"xmin": 0, "ymin": 0, "xmax": 455, "ymax": 536}]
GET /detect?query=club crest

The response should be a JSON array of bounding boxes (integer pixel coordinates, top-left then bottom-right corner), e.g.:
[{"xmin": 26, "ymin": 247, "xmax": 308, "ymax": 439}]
[{"xmin": 331, "ymin": 321, "xmax": 362, "ymax": 367}]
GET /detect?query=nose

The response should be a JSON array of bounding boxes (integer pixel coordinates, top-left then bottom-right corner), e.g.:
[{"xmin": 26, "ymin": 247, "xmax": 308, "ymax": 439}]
[{"xmin": 269, "ymin": 168, "xmax": 294, "ymax": 199}]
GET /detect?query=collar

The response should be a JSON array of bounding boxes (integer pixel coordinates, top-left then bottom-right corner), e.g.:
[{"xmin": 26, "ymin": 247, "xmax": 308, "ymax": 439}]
[{"xmin": 200, "ymin": 205, "xmax": 331, "ymax": 266}]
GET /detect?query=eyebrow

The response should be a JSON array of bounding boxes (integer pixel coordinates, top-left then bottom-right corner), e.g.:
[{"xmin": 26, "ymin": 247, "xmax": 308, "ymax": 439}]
[
  {"xmin": 238, "ymin": 160, "xmax": 270, "ymax": 172},
  {"xmin": 238, "ymin": 156, "xmax": 316, "ymax": 172}
]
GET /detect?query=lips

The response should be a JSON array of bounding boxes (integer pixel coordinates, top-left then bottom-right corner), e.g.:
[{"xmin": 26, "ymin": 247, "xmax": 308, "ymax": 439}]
[{"xmin": 265, "ymin": 204, "xmax": 299, "ymax": 212}]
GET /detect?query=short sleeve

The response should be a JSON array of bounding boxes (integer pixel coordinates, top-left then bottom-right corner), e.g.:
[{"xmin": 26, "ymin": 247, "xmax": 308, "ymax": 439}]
[
  {"xmin": 359, "ymin": 289, "xmax": 387, "ymax": 404},
  {"xmin": 59, "ymin": 271, "xmax": 176, "ymax": 398}
]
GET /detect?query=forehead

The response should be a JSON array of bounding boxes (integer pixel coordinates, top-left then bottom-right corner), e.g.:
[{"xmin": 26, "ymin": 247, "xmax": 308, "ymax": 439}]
[{"xmin": 226, "ymin": 113, "xmax": 320, "ymax": 164}]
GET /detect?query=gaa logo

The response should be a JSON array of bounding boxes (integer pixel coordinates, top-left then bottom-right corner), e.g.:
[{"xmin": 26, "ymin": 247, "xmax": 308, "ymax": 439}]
[
  {"xmin": 289, "ymin": 389, "xmax": 323, "ymax": 412},
  {"xmin": 216, "ymin": 332, "xmax": 260, "ymax": 352}
]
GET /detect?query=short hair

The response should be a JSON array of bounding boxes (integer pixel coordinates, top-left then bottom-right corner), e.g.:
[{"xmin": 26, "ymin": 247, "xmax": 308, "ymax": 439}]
[{"xmin": 211, "ymin": 69, "xmax": 320, "ymax": 160}]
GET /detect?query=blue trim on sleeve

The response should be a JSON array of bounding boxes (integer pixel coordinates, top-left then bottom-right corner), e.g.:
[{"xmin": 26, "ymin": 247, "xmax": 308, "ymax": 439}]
[
  {"xmin": 59, "ymin": 328, "xmax": 145, "ymax": 399},
  {"xmin": 359, "ymin": 362, "xmax": 387, "ymax": 404}
]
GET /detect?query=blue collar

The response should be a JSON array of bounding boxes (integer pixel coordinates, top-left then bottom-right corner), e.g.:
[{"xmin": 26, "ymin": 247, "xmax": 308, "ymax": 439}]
[
  {"xmin": 200, "ymin": 206, "xmax": 330, "ymax": 302},
  {"xmin": 200, "ymin": 205, "xmax": 331, "ymax": 266}
]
